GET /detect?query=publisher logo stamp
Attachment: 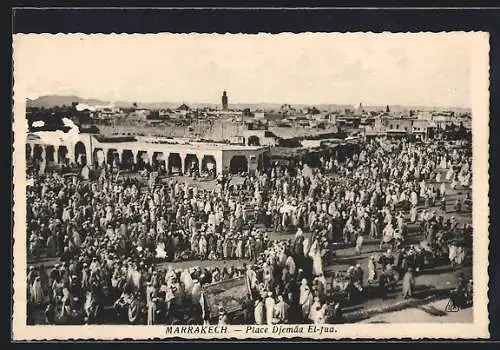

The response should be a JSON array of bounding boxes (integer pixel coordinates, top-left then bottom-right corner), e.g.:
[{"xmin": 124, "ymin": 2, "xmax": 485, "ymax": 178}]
[{"xmin": 445, "ymin": 299, "xmax": 461, "ymax": 313}]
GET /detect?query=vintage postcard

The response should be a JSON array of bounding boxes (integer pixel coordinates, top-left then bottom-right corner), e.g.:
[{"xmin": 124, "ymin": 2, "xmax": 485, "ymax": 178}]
[{"xmin": 12, "ymin": 32, "xmax": 490, "ymax": 340}]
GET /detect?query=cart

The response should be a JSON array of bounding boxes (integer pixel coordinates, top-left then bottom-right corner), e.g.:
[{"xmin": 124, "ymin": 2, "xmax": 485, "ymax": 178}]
[{"xmin": 328, "ymin": 270, "xmax": 363, "ymax": 305}]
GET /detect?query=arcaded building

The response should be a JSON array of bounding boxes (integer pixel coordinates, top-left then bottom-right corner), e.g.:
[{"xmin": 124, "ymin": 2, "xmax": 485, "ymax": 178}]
[{"xmin": 26, "ymin": 128, "xmax": 268, "ymax": 175}]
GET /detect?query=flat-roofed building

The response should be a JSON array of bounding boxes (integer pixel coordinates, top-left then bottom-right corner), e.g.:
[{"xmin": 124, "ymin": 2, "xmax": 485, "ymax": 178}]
[{"xmin": 26, "ymin": 130, "xmax": 268, "ymax": 176}]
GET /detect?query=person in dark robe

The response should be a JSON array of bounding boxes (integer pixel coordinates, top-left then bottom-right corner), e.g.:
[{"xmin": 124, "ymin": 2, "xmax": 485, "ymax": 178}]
[
  {"xmin": 60, "ymin": 246, "xmax": 72, "ymax": 263},
  {"xmin": 450, "ymin": 272, "xmax": 468, "ymax": 309},
  {"xmin": 440, "ymin": 196, "xmax": 447, "ymax": 212},
  {"xmin": 46, "ymin": 234, "xmax": 57, "ymax": 257},
  {"xmin": 454, "ymin": 197, "xmax": 462, "ymax": 213},
  {"xmin": 38, "ymin": 264, "xmax": 50, "ymax": 295},
  {"xmin": 50, "ymin": 264, "xmax": 61, "ymax": 286},
  {"xmin": 207, "ymin": 234, "xmax": 216, "ymax": 256},
  {"xmin": 241, "ymin": 293, "xmax": 254, "ymax": 324},
  {"xmin": 393, "ymin": 247, "xmax": 404, "ymax": 275},
  {"xmin": 254, "ymin": 238, "xmax": 262, "ymax": 259}
]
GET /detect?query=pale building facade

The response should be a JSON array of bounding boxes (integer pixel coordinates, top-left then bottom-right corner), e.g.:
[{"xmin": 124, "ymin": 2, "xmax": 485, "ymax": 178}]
[{"xmin": 26, "ymin": 131, "xmax": 268, "ymax": 175}]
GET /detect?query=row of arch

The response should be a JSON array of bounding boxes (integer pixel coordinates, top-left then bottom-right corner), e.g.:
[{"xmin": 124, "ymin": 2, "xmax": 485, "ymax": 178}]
[
  {"xmin": 26, "ymin": 144, "xmax": 71, "ymax": 165},
  {"xmin": 93, "ymin": 148, "xmax": 220, "ymax": 175},
  {"xmin": 27, "ymin": 142, "xmax": 251, "ymax": 174}
]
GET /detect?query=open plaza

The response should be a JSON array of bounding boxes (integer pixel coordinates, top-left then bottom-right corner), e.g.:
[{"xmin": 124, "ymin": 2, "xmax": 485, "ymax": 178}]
[{"xmin": 25, "ymin": 114, "xmax": 473, "ymax": 325}]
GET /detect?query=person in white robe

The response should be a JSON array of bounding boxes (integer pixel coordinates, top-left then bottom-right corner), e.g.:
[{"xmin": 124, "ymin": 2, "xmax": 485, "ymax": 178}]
[
  {"xmin": 295, "ymin": 228, "xmax": 304, "ymax": 239},
  {"xmin": 145, "ymin": 281, "xmax": 156, "ymax": 306},
  {"xmin": 355, "ymin": 234, "xmax": 364, "ymax": 255},
  {"xmin": 147, "ymin": 297, "xmax": 158, "ymax": 325},
  {"xmin": 380, "ymin": 223, "xmax": 394, "ymax": 250},
  {"xmin": 302, "ymin": 238, "xmax": 311, "ymax": 258},
  {"xmin": 299, "ymin": 279, "xmax": 313, "ymax": 321},
  {"xmin": 190, "ymin": 279, "xmax": 202, "ymax": 304},
  {"xmin": 265, "ymin": 292, "xmax": 276, "ymax": 325},
  {"xmin": 245, "ymin": 265, "xmax": 258, "ymax": 296},
  {"xmin": 155, "ymin": 240, "xmax": 167, "ymax": 259},
  {"xmin": 436, "ymin": 172, "xmax": 441, "ymax": 183},
  {"xmin": 285, "ymin": 256, "xmax": 296, "ymax": 276},
  {"xmin": 308, "ymin": 296, "xmax": 322, "ymax": 323},
  {"xmin": 410, "ymin": 191, "xmax": 418, "ymax": 207},
  {"xmin": 273, "ymin": 295, "xmax": 289, "ymax": 324},
  {"xmin": 180, "ymin": 269, "xmax": 194, "ymax": 297},
  {"xmin": 72, "ymin": 230, "xmax": 81, "ymax": 249},
  {"xmin": 278, "ymin": 247, "xmax": 287, "ymax": 268},
  {"xmin": 410, "ymin": 205, "xmax": 418, "ymax": 224},
  {"xmin": 199, "ymin": 289, "xmax": 211, "ymax": 326},
  {"xmin": 198, "ymin": 234, "xmax": 208, "ymax": 259},
  {"xmin": 440, "ymin": 182, "xmax": 446, "ymax": 198},
  {"xmin": 89, "ymin": 257, "xmax": 101, "ymax": 275},
  {"xmin": 130, "ymin": 266, "xmax": 142, "ymax": 293},
  {"xmin": 440, "ymin": 156, "xmax": 447, "ymax": 169},
  {"xmin": 308, "ymin": 240, "xmax": 324, "ymax": 276},
  {"xmin": 315, "ymin": 304, "xmax": 327, "ymax": 324},
  {"xmin": 164, "ymin": 266, "xmax": 176, "ymax": 284},
  {"xmin": 367, "ymin": 256, "xmax": 377, "ymax": 282},
  {"xmin": 254, "ymin": 297, "xmax": 265, "ymax": 325},
  {"xmin": 218, "ymin": 306, "xmax": 229, "ymax": 325},
  {"xmin": 31, "ymin": 276, "xmax": 44, "ymax": 306}
]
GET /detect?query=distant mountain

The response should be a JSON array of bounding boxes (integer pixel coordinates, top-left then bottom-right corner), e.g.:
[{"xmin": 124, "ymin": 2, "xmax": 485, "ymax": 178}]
[
  {"xmin": 26, "ymin": 95, "xmax": 470, "ymax": 113},
  {"xmin": 27, "ymin": 95, "xmax": 112, "ymax": 108}
]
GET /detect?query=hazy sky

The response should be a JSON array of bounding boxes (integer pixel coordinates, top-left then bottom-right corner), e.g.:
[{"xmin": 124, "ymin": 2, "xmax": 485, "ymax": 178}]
[{"xmin": 14, "ymin": 33, "xmax": 474, "ymax": 107}]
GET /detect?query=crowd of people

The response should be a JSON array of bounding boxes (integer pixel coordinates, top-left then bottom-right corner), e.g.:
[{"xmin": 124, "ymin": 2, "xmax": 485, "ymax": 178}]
[{"xmin": 26, "ymin": 137, "xmax": 473, "ymax": 325}]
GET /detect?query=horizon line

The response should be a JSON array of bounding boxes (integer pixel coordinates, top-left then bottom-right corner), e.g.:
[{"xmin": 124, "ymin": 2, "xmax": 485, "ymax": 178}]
[{"xmin": 26, "ymin": 94, "xmax": 471, "ymax": 110}]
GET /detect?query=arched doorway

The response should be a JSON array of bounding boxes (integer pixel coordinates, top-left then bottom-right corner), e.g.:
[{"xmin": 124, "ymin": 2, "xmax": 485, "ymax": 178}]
[
  {"xmin": 33, "ymin": 144, "xmax": 44, "ymax": 162},
  {"xmin": 45, "ymin": 145, "xmax": 55, "ymax": 164},
  {"xmin": 136, "ymin": 151, "xmax": 150, "ymax": 170},
  {"xmin": 152, "ymin": 152, "xmax": 166, "ymax": 172},
  {"xmin": 93, "ymin": 148, "xmax": 105, "ymax": 168},
  {"xmin": 58, "ymin": 146, "xmax": 68, "ymax": 164},
  {"xmin": 262, "ymin": 152, "xmax": 271, "ymax": 170},
  {"xmin": 201, "ymin": 155, "xmax": 217, "ymax": 177},
  {"xmin": 26, "ymin": 144, "xmax": 32, "ymax": 162},
  {"xmin": 168, "ymin": 153, "xmax": 182, "ymax": 174},
  {"xmin": 121, "ymin": 150, "xmax": 134, "ymax": 170},
  {"xmin": 74, "ymin": 141, "xmax": 87, "ymax": 166},
  {"xmin": 303, "ymin": 151, "xmax": 321, "ymax": 167},
  {"xmin": 106, "ymin": 149, "xmax": 119, "ymax": 167},
  {"xmin": 247, "ymin": 135, "xmax": 261, "ymax": 146},
  {"xmin": 184, "ymin": 154, "xmax": 199, "ymax": 175},
  {"xmin": 229, "ymin": 155, "xmax": 248, "ymax": 174}
]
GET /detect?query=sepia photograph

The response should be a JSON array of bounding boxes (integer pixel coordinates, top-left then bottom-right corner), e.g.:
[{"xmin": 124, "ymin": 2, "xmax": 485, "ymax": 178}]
[{"xmin": 12, "ymin": 32, "xmax": 490, "ymax": 340}]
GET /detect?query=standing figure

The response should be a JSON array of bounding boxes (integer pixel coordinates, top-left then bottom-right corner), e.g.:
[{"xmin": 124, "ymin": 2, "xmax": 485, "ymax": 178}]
[
  {"xmin": 147, "ymin": 297, "xmax": 158, "ymax": 325},
  {"xmin": 402, "ymin": 267, "xmax": 415, "ymax": 298}
]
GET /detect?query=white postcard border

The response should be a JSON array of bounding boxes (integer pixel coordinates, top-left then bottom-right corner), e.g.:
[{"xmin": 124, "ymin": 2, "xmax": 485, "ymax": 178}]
[{"xmin": 11, "ymin": 32, "xmax": 491, "ymax": 340}]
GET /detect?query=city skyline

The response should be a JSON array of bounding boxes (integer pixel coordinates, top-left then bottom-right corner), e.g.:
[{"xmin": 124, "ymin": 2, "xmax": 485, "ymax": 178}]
[
  {"xmin": 15, "ymin": 33, "xmax": 474, "ymax": 108},
  {"xmin": 26, "ymin": 93, "xmax": 472, "ymax": 111}
]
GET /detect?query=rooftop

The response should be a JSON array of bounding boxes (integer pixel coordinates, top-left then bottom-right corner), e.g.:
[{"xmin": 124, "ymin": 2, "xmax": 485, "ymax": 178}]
[
  {"xmin": 93, "ymin": 135, "xmax": 267, "ymax": 151},
  {"xmin": 269, "ymin": 126, "xmax": 339, "ymax": 140}
]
